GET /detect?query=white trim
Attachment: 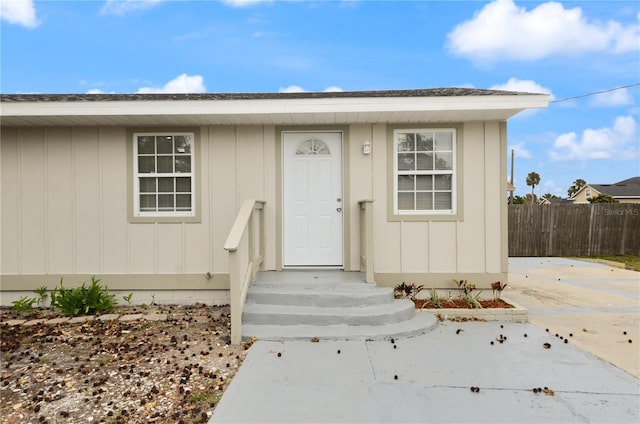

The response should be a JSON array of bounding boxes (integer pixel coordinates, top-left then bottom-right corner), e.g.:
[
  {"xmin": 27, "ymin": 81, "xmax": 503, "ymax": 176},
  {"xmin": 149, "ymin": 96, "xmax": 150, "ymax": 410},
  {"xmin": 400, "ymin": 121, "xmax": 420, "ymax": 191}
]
[
  {"xmin": 2, "ymin": 95, "xmax": 550, "ymax": 117},
  {"xmin": 1, "ymin": 95, "xmax": 551, "ymax": 127},
  {"xmin": 132, "ymin": 132, "xmax": 196, "ymax": 218},
  {"xmin": 393, "ymin": 128, "xmax": 457, "ymax": 215}
]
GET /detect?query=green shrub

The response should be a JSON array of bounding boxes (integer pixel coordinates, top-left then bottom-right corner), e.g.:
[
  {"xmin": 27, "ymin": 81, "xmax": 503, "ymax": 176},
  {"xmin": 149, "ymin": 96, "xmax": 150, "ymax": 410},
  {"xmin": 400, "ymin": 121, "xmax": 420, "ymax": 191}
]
[
  {"xmin": 50, "ymin": 276, "xmax": 117, "ymax": 316},
  {"xmin": 33, "ymin": 286, "xmax": 48, "ymax": 306},
  {"xmin": 11, "ymin": 296, "xmax": 37, "ymax": 315}
]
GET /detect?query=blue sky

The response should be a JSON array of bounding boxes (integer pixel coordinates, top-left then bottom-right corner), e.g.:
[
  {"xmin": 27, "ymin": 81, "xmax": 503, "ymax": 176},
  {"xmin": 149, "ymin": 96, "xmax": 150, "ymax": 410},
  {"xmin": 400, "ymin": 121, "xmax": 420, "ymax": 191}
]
[{"xmin": 1, "ymin": 0, "xmax": 639, "ymax": 197}]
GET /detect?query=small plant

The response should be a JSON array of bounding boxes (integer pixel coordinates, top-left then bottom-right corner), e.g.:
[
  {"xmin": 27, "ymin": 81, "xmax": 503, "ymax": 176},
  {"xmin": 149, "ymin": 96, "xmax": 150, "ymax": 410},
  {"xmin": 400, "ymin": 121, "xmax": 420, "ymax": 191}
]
[
  {"xmin": 122, "ymin": 292, "xmax": 134, "ymax": 306},
  {"xmin": 189, "ymin": 390, "xmax": 221, "ymax": 404},
  {"xmin": 423, "ymin": 288, "xmax": 443, "ymax": 309},
  {"xmin": 11, "ymin": 296, "xmax": 37, "ymax": 315},
  {"xmin": 33, "ymin": 286, "xmax": 48, "ymax": 306},
  {"xmin": 393, "ymin": 282, "xmax": 410, "ymax": 299},
  {"xmin": 50, "ymin": 276, "xmax": 117, "ymax": 316},
  {"xmin": 491, "ymin": 281, "xmax": 507, "ymax": 300},
  {"xmin": 453, "ymin": 279, "xmax": 483, "ymax": 309},
  {"xmin": 143, "ymin": 293, "xmax": 157, "ymax": 310},
  {"xmin": 393, "ymin": 282, "xmax": 425, "ymax": 300}
]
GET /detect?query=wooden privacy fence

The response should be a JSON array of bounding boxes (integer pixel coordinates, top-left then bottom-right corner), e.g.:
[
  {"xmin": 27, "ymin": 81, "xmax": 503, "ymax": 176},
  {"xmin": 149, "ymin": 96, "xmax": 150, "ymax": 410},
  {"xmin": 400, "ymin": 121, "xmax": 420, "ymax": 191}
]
[{"xmin": 508, "ymin": 204, "xmax": 640, "ymax": 256}]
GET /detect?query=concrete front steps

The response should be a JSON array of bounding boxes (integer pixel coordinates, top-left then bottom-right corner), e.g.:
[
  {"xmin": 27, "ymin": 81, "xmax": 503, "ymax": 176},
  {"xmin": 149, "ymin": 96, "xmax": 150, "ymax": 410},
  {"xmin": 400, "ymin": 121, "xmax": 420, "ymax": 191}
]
[{"xmin": 241, "ymin": 279, "xmax": 438, "ymax": 341}]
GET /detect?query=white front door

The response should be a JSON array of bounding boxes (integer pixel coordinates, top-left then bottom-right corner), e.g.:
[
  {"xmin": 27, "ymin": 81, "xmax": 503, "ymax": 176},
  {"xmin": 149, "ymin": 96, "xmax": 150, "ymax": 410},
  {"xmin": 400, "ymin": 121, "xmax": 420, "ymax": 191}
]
[{"xmin": 283, "ymin": 132, "xmax": 343, "ymax": 267}]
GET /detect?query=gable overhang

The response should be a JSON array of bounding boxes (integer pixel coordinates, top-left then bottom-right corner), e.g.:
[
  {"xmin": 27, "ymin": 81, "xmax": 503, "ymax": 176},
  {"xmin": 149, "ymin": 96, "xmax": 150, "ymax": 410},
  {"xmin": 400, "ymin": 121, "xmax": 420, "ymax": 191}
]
[{"xmin": 1, "ymin": 94, "xmax": 549, "ymax": 127}]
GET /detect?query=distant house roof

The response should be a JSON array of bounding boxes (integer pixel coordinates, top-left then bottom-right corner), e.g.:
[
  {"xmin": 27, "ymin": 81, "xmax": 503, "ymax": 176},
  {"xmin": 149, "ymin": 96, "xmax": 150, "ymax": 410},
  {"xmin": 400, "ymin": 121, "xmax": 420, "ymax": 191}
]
[
  {"xmin": 0, "ymin": 88, "xmax": 550, "ymax": 127},
  {"xmin": 589, "ymin": 177, "xmax": 640, "ymax": 198},
  {"xmin": 570, "ymin": 177, "xmax": 640, "ymax": 200}
]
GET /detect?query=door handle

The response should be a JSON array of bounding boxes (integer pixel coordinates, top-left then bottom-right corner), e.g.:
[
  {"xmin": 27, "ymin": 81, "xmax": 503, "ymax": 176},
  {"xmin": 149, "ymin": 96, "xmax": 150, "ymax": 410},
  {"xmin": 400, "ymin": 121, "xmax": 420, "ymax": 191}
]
[{"xmin": 336, "ymin": 207, "xmax": 342, "ymax": 212}]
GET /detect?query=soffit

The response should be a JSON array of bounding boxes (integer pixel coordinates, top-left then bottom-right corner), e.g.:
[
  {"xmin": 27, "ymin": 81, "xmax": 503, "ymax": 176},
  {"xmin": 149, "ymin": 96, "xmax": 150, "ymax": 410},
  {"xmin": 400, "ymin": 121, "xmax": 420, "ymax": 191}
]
[{"xmin": 0, "ymin": 93, "xmax": 549, "ymax": 126}]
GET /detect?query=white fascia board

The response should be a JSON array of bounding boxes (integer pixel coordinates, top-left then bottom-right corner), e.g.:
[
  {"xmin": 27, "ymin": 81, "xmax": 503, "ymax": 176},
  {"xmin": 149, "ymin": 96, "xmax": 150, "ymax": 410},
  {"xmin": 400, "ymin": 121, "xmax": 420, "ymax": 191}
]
[{"xmin": 1, "ymin": 94, "xmax": 550, "ymax": 118}]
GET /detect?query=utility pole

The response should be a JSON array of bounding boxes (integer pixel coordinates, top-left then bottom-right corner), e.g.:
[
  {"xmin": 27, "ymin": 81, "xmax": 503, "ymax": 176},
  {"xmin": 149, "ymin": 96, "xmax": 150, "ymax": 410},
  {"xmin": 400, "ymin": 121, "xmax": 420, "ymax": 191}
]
[{"xmin": 509, "ymin": 149, "xmax": 515, "ymax": 205}]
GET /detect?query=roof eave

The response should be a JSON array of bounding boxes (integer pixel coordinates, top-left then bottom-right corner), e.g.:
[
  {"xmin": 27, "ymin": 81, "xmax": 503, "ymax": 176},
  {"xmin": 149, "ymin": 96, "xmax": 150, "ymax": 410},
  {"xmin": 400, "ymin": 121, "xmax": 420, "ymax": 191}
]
[{"xmin": 0, "ymin": 94, "xmax": 549, "ymax": 126}]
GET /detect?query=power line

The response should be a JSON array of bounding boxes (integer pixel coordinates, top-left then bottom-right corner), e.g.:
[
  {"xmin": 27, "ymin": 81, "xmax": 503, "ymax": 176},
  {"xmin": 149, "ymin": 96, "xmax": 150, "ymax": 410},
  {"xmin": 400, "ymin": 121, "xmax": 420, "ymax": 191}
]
[{"xmin": 549, "ymin": 83, "xmax": 640, "ymax": 104}]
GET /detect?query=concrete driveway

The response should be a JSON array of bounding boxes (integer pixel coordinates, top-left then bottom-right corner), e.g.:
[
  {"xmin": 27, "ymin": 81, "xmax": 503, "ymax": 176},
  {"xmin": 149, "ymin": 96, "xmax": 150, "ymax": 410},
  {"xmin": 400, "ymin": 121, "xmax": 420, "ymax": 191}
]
[
  {"xmin": 210, "ymin": 258, "xmax": 640, "ymax": 423},
  {"xmin": 506, "ymin": 257, "xmax": 640, "ymax": 378}
]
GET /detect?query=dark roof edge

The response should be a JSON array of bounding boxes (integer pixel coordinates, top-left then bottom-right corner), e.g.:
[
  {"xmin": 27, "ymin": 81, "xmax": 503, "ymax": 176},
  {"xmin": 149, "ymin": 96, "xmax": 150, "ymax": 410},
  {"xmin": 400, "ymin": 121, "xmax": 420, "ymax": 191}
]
[{"xmin": 1, "ymin": 88, "xmax": 546, "ymax": 102}]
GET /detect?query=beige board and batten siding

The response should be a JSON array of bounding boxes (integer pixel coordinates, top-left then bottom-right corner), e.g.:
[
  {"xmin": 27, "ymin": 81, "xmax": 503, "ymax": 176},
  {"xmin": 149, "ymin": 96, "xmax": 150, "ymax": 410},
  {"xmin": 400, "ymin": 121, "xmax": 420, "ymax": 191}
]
[
  {"xmin": 1, "ymin": 120, "xmax": 507, "ymax": 298},
  {"xmin": 370, "ymin": 121, "xmax": 507, "ymax": 288},
  {"xmin": 0, "ymin": 125, "xmax": 277, "ymax": 300}
]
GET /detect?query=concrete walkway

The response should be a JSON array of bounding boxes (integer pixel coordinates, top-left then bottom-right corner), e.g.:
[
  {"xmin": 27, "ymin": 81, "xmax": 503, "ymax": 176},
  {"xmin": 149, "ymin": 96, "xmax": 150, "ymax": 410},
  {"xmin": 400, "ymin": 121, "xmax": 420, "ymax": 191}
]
[
  {"xmin": 211, "ymin": 258, "xmax": 640, "ymax": 423},
  {"xmin": 211, "ymin": 323, "xmax": 639, "ymax": 423},
  {"xmin": 506, "ymin": 257, "xmax": 639, "ymax": 378}
]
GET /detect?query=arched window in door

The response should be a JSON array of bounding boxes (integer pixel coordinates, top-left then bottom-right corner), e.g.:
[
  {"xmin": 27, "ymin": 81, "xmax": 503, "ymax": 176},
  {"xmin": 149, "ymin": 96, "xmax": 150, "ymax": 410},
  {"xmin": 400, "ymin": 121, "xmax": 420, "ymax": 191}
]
[{"xmin": 295, "ymin": 138, "xmax": 331, "ymax": 156}]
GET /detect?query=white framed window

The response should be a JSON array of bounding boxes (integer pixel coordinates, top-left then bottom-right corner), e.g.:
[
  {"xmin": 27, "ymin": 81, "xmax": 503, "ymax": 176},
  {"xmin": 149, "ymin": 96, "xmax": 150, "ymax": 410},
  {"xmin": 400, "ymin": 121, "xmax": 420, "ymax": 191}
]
[
  {"xmin": 133, "ymin": 132, "xmax": 195, "ymax": 217},
  {"xmin": 393, "ymin": 129, "xmax": 456, "ymax": 215}
]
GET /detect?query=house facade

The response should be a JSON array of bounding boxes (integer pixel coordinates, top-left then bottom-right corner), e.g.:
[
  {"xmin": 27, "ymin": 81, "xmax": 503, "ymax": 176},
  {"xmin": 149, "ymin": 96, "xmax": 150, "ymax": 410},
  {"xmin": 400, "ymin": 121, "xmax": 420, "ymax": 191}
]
[
  {"xmin": 570, "ymin": 177, "xmax": 640, "ymax": 204},
  {"xmin": 0, "ymin": 89, "xmax": 549, "ymax": 305}
]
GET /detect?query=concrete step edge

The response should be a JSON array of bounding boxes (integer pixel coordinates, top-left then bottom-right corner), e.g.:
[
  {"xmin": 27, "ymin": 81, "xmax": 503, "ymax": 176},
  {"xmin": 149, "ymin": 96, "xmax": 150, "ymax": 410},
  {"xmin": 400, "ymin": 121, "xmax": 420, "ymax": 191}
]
[
  {"xmin": 246, "ymin": 288, "xmax": 393, "ymax": 307},
  {"xmin": 242, "ymin": 299, "xmax": 414, "ymax": 316},
  {"xmin": 242, "ymin": 300, "xmax": 416, "ymax": 326},
  {"xmin": 242, "ymin": 313, "xmax": 438, "ymax": 341}
]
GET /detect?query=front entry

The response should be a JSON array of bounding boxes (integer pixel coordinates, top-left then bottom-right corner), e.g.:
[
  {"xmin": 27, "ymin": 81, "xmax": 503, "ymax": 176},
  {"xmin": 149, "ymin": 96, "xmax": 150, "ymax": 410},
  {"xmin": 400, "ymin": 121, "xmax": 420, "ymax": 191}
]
[{"xmin": 283, "ymin": 132, "xmax": 343, "ymax": 267}]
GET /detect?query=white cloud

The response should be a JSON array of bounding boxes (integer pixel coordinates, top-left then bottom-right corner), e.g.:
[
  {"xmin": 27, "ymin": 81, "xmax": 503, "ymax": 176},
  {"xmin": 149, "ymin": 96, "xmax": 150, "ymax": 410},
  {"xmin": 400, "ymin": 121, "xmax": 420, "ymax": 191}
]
[
  {"xmin": 490, "ymin": 77, "xmax": 554, "ymax": 99},
  {"xmin": 100, "ymin": 0, "xmax": 164, "ymax": 15},
  {"xmin": 509, "ymin": 141, "xmax": 533, "ymax": 159},
  {"xmin": 589, "ymin": 88, "xmax": 634, "ymax": 107},
  {"xmin": 279, "ymin": 85, "xmax": 306, "ymax": 93},
  {"xmin": 611, "ymin": 11, "xmax": 640, "ymax": 52},
  {"xmin": 447, "ymin": 0, "xmax": 640, "ymax": 63},
  {"xmin": 323, "ymin": 86, "xmax": 343, "ymax": 92},
  {"xmin": 0, "ymin": 0, "xmax": 38, "ymax": 28},
  {"xmin": 136, "ymin": 74, "xmax": 206, "ymax": 93},
  {"xmin": 549, "ymin": 116, "xmax": 639, "ymax": 161},
  {"xmin": 491, "ymin": 78, "xmax": 554, "ymax": 118},
  {"xmin": 87, "ymin": 88, "xmax": 117, "ymax": 94},
  {"xmin": 279, "ymin": 85, "xmax": 344, "ymax": 93}
]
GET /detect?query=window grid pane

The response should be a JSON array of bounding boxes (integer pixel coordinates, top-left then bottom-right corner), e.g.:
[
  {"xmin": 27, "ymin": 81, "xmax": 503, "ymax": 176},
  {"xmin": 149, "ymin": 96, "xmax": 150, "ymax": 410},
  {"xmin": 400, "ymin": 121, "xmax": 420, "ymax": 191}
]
[
  {"xmin": 396, "ymin": 130, "xmax": 455, "ymax": 213},
  {"xmin": 135, "ymin": 133, "xmax": 194, "ymax": 215}
]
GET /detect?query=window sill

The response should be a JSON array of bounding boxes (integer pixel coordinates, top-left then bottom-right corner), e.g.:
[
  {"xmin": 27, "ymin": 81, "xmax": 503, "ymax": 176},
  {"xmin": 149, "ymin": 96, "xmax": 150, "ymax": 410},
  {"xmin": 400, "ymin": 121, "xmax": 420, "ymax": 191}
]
[
  {"xmin": 128, "ymin": 215, "xmax": 202, "ymax": 224},
  {"xmin": 387, "ymin": 211, "xmax": 463, "ymax": 222}
]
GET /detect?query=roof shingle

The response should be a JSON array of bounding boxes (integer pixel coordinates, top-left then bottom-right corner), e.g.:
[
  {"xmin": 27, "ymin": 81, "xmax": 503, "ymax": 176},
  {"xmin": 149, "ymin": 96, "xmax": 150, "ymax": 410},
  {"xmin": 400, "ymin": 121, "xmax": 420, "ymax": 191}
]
[
  {"xmin": 590, "ymin": 177, "xmax": 640, "ymax": 197},
  {"xmin": 0, "ymin": 88, "xmax": 540, "ymax": 103}
]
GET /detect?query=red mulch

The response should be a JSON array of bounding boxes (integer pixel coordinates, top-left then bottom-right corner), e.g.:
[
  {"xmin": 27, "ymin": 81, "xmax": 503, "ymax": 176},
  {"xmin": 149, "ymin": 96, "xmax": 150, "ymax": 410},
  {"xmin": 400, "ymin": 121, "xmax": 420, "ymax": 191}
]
[{"xmin": 413, "ymin": 298, "xmax": 514, "ymax": 309}]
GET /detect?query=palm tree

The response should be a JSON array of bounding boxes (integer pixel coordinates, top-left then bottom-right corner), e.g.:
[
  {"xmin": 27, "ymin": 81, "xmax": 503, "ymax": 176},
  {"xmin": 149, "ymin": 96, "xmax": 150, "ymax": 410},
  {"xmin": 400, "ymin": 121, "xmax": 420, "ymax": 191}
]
[
  {"xmin": 567, "ymin": 179, "xmax": 587, "ymax": 197},
  {"xmin": 526, "ymin": 172, "xmax": 541, "ymax": 204}
]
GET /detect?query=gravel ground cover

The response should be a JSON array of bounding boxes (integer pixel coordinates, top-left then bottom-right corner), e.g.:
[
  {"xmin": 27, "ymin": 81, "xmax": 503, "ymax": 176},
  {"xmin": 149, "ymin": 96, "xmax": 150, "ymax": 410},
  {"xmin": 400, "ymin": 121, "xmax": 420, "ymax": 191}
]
[{"xmin": 0, "ymin": 304, "xmax": 252, "ymax": 424}]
